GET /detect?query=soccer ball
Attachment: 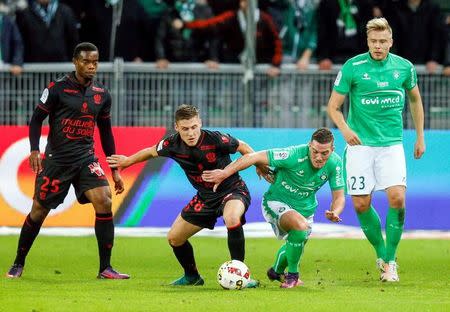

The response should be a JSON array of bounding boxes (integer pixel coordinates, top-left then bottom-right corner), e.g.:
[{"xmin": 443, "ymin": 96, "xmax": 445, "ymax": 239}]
[{"xmin": 217, "ymin": 260, "xmax": 250, "ymax": 290}]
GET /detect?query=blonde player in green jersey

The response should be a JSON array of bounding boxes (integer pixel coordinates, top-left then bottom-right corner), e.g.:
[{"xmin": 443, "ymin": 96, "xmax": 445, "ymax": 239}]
[
  {"xmin": 327, "ymin": 17, "xmax": 426, "ymax": 282},
  {"xmin": 202, "ymin": 128, "xmax": 345, "ymax": 288}
]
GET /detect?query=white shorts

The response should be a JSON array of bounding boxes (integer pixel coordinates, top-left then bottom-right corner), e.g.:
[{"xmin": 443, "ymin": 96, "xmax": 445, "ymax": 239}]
[
  {"xmin": 261, "ymin": 199, "xmax": 313, "ymax": 240},
  {"xmin": 344, "ymin": 144, "xmax": 406, "ymax": 195}
]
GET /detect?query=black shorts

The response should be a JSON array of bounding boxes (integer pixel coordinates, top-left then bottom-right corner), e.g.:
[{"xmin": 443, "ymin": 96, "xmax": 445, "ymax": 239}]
[
  {"xmin": 34, "ymin": 158, "xmax": 110, "ymax": 210},
  {"xmin": 181, "ymin": 182, "xmax": 251, "ymax": 230}
]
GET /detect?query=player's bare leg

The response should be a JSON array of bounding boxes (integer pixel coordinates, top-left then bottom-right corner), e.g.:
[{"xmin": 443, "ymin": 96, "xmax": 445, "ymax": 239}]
[
  {"xmin": 86, "ymin": 186, "xmax": 129, "ymax": 279},
  {"xmin": 6, "ymin": 200, "xmax": 49, "ymax": 278},
  {"xmin": 167, "ymin": 214, "xmax": 204, "ymax": 285}
]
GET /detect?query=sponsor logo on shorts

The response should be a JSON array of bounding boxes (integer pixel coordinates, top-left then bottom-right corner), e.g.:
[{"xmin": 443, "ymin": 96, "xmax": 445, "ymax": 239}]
[{"xmin": 88, "ymin": 162, "xmax": 105, "ymax": 177}]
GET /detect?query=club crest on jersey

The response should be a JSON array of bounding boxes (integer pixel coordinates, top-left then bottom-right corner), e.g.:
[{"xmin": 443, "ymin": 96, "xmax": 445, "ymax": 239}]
[
  {"xmin": 88, "ymin": 162, "xmax": 105, "ymax": 177},
  {"xmin": 393, "ymin": 70, "xmax": 400, "ymax": 79},
  {"xmin": 320, "ymin": 172, "xmax": 328, "ymax": 181},
  {"xmin": 362, "ymin": 73, "xmax": 370, "ymax": 80},
  {"xmin": 94, "ymin": 94, "xmax": 102, "ymax": 104},
  {"xmin": 206, "ymin": 152, "xmax": 216, "ymax": 163}
]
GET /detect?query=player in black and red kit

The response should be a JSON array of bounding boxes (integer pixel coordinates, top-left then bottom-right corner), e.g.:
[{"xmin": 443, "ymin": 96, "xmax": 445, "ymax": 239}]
[
  {"xmin": 6, "ymin": 42, "xmax": 129, "ymax": 280},
  {"xmin": 107, "ymin": 104, "xmax": 268, "ymax": 287}
]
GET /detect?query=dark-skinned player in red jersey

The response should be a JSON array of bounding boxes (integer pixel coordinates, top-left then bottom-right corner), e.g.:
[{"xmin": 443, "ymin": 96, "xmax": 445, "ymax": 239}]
[
  {"xmin": 6, "ymin": 42, "xmax": 129, "ymax": 280},
  {"xmin": 107, "ymin": 104, "xmax": 270, "ymax": 287}
]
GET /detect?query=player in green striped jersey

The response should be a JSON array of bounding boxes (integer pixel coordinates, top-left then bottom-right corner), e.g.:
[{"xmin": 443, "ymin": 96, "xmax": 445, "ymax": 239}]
[
  {"xmin": 202, "ymin": 128, "xmax": 345, "ymax": 288},
  {"xmin": 327, "ymin": 17, "xmax": 426, "ymax": 282}
]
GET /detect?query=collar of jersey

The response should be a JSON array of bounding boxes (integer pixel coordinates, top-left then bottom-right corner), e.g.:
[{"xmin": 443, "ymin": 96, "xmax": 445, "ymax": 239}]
[
  {"xmin": 366, "ymin": 52, "xmax": 390, "ymax": 67},
  {"xmin": 69, "ymin": 71, "xmax": 93, "ymax": 88}
]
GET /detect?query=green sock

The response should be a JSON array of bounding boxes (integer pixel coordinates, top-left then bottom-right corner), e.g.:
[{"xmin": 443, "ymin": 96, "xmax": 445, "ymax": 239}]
[
  {"xmin": 286, "ymin": 230, "xmax": 308, "ymax": 273},
  {"xmin": 385, "ymin": 207, "xmax": 405, "ymax": 262},
  {"xmin": 356, "ymin": 205, "xmax": 386, "ymax": 260},
  {"xmin": 272, "ymin": 244, "xmax": 288, "ymax": 274}
]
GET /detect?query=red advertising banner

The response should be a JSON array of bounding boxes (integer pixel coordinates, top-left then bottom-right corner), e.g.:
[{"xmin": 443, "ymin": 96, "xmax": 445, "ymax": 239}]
[{"xmin": 0, "ymin": 126, "xmax": 166, "ymax": 226}]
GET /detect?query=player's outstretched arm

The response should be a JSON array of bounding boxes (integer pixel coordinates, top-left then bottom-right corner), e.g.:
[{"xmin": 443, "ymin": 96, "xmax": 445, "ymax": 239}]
[
  {"xmin": 327, "ymin": 91, "xmax": 362, "ymax": 145},
  {"xmin": 107, "ymin": 146, "xmax": 159, "ymax": 170},
  {"xmin": 325, "ymin": 189, "xmax": 345, "ymax": 223},
  {"xmin": 237, "ymin": 140, "xmax": 272, "ymax": 181},
  {"xmin": 202, "ymin": 151, "xmax": 269, "ymax": 191},
  {"xmin": 407, "ymin": 86, "xmax": 426, "ymax": 159}
]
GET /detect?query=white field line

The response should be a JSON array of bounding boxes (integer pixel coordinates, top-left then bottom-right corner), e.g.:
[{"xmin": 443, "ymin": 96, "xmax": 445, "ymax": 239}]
[{"xmin": 1, "ymin": 223, "xmax": 449, "ymax": 239}]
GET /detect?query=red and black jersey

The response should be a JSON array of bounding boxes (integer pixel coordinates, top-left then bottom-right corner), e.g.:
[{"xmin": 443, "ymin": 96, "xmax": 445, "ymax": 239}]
[
  {"xmin": 36, "ymin": 72, "xmax": 112, "ymax": 164},
  {"xmin": 156, "ymin": 129, "xmax": 245, "ymax": 199}
]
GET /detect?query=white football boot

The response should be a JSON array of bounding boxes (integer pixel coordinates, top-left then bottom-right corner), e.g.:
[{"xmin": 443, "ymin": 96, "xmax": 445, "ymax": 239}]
[
  {"xmin": 382, "ymin": 261, "xmax": 399, "ymax": 282},
  {"xmin": 376, "ymin": 258, "xmax": 386, "ymax": 280}
]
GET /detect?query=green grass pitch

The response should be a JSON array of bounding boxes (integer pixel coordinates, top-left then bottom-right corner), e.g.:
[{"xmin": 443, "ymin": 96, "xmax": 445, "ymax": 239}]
[{"xmin": 0, "ymin": 236, "xmax": 449, "ymax": 312}]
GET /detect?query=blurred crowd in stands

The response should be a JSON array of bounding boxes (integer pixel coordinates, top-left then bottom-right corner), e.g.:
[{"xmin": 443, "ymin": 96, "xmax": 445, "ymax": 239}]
[{"xmin": 0, "ymin": 0, "xmax": 449, "ymax": 76}]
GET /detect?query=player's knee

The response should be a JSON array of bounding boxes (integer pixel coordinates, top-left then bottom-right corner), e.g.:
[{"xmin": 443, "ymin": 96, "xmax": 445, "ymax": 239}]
[
  {"xmin": 294, "ymin": 220, "xmax": 309, "ymax": 231},
  {"xmin": 352, "ymin": 198, "xmax": 371, "ymax": 213},
  {"xmin": 94, "ymin": 196, "xmax": 112, "ymax": 213},
  {"xmin": 388, "ymin": 193, "xmax": 405, "ymax": 208},
  {"xmin": 223, "ymin": 214, "xmax": 241, "ymax": 228},
  {"xmin": 167, "ymin": 232, "xmax": 185, "ymax": 247},
  {"xmin": 30, "ymin": 200, "xmax": 50, "ymax": 222}
]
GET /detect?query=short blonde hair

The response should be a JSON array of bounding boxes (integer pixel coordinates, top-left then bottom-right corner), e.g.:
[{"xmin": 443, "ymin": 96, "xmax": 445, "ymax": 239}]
[{"xmin": 366, "ymin": 17, "xmax": 392, "ymax": 37}]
